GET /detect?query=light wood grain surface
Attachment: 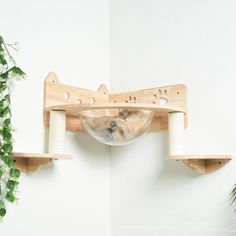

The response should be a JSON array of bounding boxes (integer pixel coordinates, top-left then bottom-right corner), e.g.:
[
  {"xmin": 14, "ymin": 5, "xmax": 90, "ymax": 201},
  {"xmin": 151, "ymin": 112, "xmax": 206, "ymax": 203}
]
[{"xmin": 14, "ymin": 153, "xmax": 72, "ymax": 172}]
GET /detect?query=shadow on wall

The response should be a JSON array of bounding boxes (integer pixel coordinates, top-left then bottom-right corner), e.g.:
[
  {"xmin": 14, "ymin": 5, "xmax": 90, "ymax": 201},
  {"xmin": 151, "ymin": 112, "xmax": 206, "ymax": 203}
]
[
  {"xmin": 112, "ymin": 131, "xmax": 199, "ymax": 174},
  {"xmin": 147, "ymin": 132, "xmax": 213, "ymax": 198},
  {"xmin": 108, "ymin": 131, "xmax": 205, "ymax": 197},
  {"xmin": 72, "ymin": 132, "xmax": 110, "ymax": 167}
]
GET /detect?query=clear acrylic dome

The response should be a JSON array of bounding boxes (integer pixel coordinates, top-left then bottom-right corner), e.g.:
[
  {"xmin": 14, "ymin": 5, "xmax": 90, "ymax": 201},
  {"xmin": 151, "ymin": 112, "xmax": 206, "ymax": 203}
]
[{"xmin": 80, "ymin": 108, "xmax": 153, "ymax": 146}]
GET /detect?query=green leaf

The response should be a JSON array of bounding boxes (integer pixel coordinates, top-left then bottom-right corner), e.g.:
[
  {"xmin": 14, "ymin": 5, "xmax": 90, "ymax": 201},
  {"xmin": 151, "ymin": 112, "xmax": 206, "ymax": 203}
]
[
  {"xmin": 0, "ymin": 43, "xmax": 4, "ymax": 52},
  {"xmin": 5, "ymin": 192, "xmax": 15, "ymax": 202},
  {"xmin": 2, "ymin": 156, "xmax": 14, "ymax": 168},
  {"xmin": 0, "ymin": 200, "xmax": 4, "ymax": 209},
  {"xmin": 3, "ymin": 119, "xmax": 11, "ymax": 127},
  {"xmin": 2, "ymin": 143, "xmax": 13, "ymax": 153},
  {"xmin": 0, "ymin": 36, "xmax": 3, "ymax": 44},
  {"xmin": 0, "ymin": 71, "xmax": 8, "ymax": 79},
  {"xmin": 2, "ymin": 155, "xmax": 10, "ymax": 163},
  {"xmin": 10, "ymin": 169, "xmax": 20, "ymax": 178},
  {"xmin": 3, "ymin": 94, "xmax": 10, "ymax": 101},
  {"xmin": 230, "ymin": 187, "xmax": 236, "ymax": 198},
  {"xmin": 2, "ymin": 127, "xmax": 13, "ymax": 140},
  {"xmin": 231, "ymin": 194, "xmax": 236, "ymax": 205},
  {"xmin": 3, "ymin": 127, "xmax": 12, "ymax": 136},
  {"xmin": 3, "ymin": 107, "xmax": 10, "ymax": 116},
  {"xmin": 0, "ymin": 83, "xmax": 7, "ymax": 91},
  {"xmin": 12, "ymin": 66, "xmax": 26, "ymax": 77},
  {"xmin": 0, "ymin": 55, "xmax": 7, "ymax": 65},
  {"xmin": 7, "ymin": 180, "xmax": 19, "ymax": 192},
  {"xmin": 0, "ymin": 208, "xmax": 6, "ymax": 217},
  {"xmin": 0, "ymin": 106, "xmax": 11, "ymax": 117}
]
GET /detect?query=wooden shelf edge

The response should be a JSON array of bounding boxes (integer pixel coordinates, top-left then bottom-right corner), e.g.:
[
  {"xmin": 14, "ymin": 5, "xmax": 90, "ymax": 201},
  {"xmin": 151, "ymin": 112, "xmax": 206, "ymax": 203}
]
[
  {"xmin": 167, "ymin": 155, "xmax": 232, "ymax": 160},
  {"xmin": 44, "ymin": 104, "xmax": 187, "ymax": 133},
  {"xmin": 45, "ymin": 103, "xmax": 186, "ymax": 114},
  {"xmin": 13, "ymin": 153, "xmax": 73, "ymax": 160},
  {"xmin": 13, "ymin": 153, "xmax": 73, "ymax": 173}
]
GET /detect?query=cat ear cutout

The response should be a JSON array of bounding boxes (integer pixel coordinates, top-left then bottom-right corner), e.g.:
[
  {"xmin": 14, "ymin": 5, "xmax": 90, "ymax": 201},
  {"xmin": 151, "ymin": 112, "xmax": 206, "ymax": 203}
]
[
  {"xmin": 45, "ymin": 72, "xmax": 60, "ymax": 84},
  {"xmin": 97, "ymin": 84, "xmax": 109, "ymax": 95}
]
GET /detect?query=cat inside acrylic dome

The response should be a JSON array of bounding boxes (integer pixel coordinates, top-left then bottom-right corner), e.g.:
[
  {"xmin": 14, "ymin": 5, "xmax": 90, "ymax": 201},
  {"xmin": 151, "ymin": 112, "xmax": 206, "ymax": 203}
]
[{"xmin": 80, "ymin": 109, "xmax": 153, "ymax": 145}]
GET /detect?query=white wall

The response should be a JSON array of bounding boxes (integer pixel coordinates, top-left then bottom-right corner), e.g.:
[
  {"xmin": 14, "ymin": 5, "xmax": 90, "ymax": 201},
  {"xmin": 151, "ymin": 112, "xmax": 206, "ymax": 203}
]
[
  {"xmin": 110, "ymin": 0, "xmax": 236, "ymax": 235},
  {"xmin": 1, "ymin": 1, "xmax": 236, "ymax": 236},
  {"xmin": 0, "ymin": 0, "xmax": 111, "ymax": 236}
]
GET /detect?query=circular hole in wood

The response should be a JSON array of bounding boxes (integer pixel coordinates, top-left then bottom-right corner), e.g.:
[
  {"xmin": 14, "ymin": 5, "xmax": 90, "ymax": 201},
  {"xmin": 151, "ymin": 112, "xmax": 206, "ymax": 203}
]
[
  {"xmin": 91, "ymin": 97, "xmax": 96, "ymax": 104},
  {"xmin": 177, "ymin": 91, "xmax": 180, "ymax": 95},
  {"xmin": 114, "ymin": 100, "xmax": 117, "ymax": 103},
  {"xmin": 65, "ymin": 92, "xmax": 70, "ymax": 100},
  {"xmin": 159, "ymin": 97, "xmax": 168, "ymax": 106},
  {"xmin": 125, "ymin": 100, "xmax": 128, "ymax": 103},
  {"xmin": 219, "ymin": 162, "xmax": 222, "ymax": 165}
]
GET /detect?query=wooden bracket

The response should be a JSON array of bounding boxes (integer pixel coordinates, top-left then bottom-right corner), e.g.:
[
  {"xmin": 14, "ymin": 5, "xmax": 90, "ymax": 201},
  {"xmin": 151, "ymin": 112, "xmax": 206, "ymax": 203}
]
[
  {"xmin": 14, "ymin": 153, "xmax": 72, "ymax": 173},
  {"xmin": 168, "ymin": 155, "xmax": 232, "ymax": 174}
]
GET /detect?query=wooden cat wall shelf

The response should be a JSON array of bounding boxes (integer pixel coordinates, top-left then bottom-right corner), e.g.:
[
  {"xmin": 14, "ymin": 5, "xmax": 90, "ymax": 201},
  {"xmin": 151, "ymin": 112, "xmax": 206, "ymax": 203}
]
[{"xmin": 14, "ymin": 72, "xmax": 232, "ymax": 173}]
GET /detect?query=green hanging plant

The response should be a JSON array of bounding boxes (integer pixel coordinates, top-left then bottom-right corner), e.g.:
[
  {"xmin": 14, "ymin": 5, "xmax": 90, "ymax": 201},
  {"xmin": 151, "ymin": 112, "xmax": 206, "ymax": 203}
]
[
  {"xmin": 0, "ymin": 35, "xmax": 26, "ymax": 219},
  {"xmin": 230, "ymin": 185, "xmax": 236, "ymax": 211}
]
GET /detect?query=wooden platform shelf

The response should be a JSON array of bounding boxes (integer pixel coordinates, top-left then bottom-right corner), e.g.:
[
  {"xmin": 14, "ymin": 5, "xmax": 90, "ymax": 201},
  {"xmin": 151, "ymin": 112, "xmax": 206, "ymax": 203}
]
[
  {"xmin": 45, "ymin": 103, "xmax": 185, "ymax": 116},
  {"xmin": 167, "ymin": 155, "xmax": 232, "ymax": 173},
  {"xmin": 14, "ymin": 153, "xmax": 73, "ymax": 173}
]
